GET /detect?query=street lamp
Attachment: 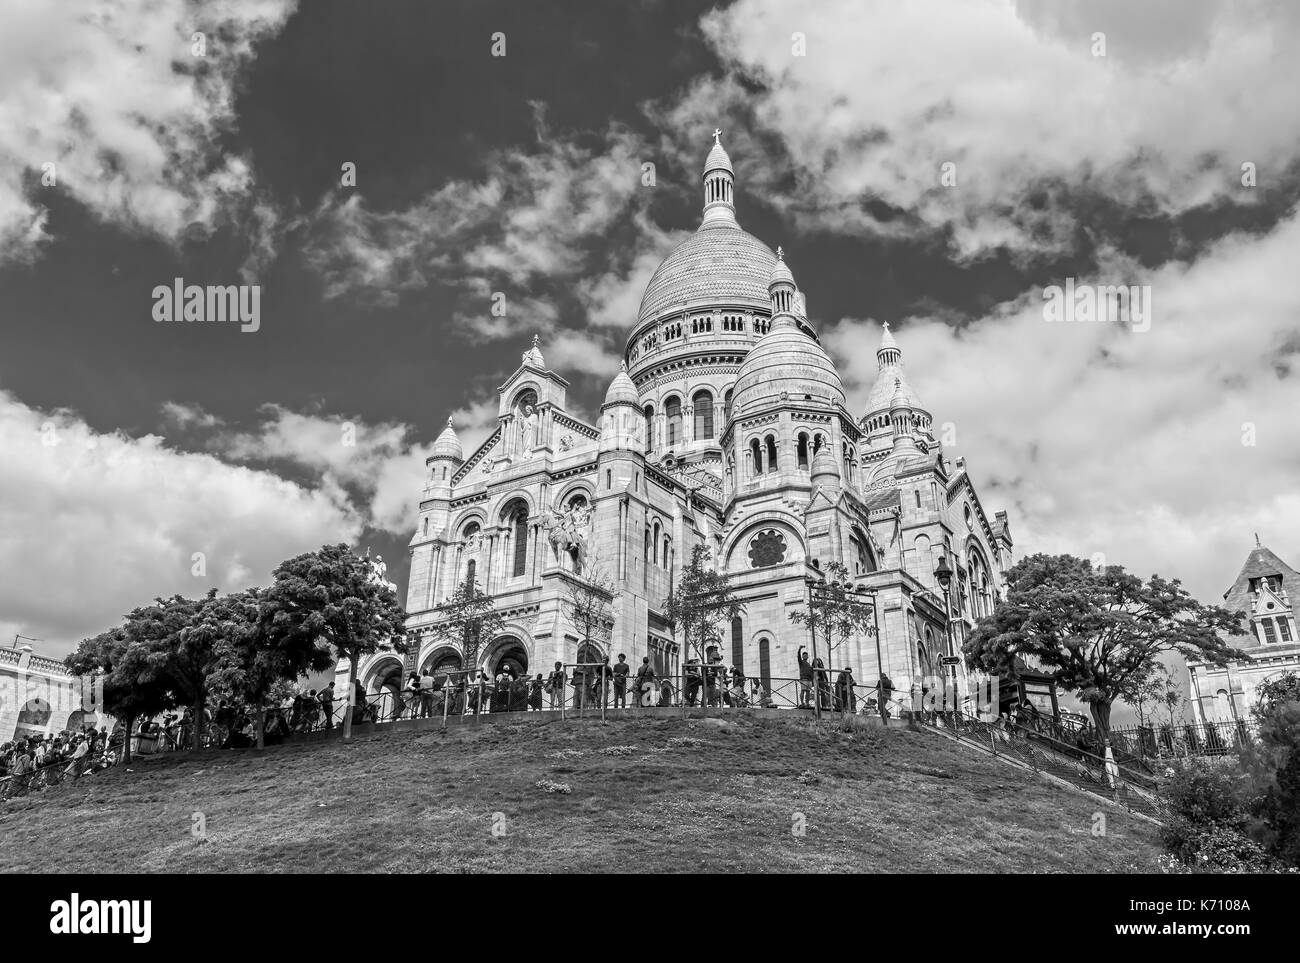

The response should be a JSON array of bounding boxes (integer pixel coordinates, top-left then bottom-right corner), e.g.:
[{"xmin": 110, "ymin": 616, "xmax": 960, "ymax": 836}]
[{"xmin": 933, "ymin": 554, "xmax": 959, "ymax": 723}]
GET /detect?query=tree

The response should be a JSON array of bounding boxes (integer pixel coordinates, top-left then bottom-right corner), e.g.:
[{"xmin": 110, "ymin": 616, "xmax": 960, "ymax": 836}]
[
  {"xmin": 429, "ymin": 570, "xmax": 505, "ymax": 689},
  {"xmin": 1122, "ymin": 661, "xmax": 1169, "ymax": 731},
  {"xmin": 562, "ymin": 561, "xmax": 614, "ymax": 656},
  {"xmin": 259, "ymin": 544, "xmax": 407, "ymax": 742},
  {"xmin": 168, "ymin": 589, "xmax": 254, "ymax": 749},
  {"xmin": 789, "ymin": 561, "xmax": 875, "ymax": 667},
  {"xmin": 208, "ymin": 587, "xmax": 336, "ymax": 750},
  {"xmin": 663, "ymin": 544, "xmax": 745, "ymax": 663},
  {"xmin": 965, "ymin": 554, "xmax": 1246, "ymax": 742},
  {"xmin": 64, "ymin": 628, "xmax": 174, "ymax": 764}
]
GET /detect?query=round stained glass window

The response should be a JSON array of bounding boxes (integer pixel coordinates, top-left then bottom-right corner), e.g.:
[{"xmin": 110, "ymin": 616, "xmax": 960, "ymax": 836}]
[{"xmin": 748, "ymin": 529, "xmax": 788, "ymax": 568}]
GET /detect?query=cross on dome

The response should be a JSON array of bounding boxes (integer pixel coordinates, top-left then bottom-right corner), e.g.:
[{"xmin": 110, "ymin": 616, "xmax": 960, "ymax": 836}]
[{"xmin": 713, "ymin": 128, "xmax": 722, "ymax": 144}]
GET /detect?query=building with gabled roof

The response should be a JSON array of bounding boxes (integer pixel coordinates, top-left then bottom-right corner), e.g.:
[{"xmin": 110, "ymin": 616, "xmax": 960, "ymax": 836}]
[{"xmin": 1188, "ymin": 536, "xmax": 1300, "ymax": 725}]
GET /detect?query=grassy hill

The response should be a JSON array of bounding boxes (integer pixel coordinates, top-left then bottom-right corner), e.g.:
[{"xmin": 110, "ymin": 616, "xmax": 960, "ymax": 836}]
[{"xmin": 0, "ymin": 713, "xmax": 1164, "ymax": 873}]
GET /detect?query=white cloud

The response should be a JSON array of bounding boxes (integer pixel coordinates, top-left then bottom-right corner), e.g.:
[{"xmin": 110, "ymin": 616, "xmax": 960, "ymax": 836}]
[
  {"xmin": 0, "ymin": 0, "xmax": 295, "ymax": 263},
  {"xmin": 822, "ymin": 210, "xmax": 1300, "ymax": 604},
  {"xmin": 0, "ymin": 387, "xmax": 361, "ymax": 655},
  {"xmin": 304, "ymin": 122, "xmax": 656, "ymax": 340},
  {"xmin": 656, "ymin": 0, "xmax": 1300, "ymax": 258}
]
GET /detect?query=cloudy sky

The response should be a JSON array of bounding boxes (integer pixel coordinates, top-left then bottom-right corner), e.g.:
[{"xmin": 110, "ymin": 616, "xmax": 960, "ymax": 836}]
[{"xmin": 2, "ymin": 0, "xmax": 1298, "ymax": 659}]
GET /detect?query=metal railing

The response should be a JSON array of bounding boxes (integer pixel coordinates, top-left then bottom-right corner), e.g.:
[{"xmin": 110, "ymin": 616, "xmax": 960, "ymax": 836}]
[{"xmin": 918, "ymin": 709, "xmax": 1168, "ymax": 820}]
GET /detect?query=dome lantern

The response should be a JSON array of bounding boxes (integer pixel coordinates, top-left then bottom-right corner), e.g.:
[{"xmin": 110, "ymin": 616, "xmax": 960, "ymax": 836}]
[{"xmin": 702, "ymin": 128, "xmax": 737, "ymax": 227}]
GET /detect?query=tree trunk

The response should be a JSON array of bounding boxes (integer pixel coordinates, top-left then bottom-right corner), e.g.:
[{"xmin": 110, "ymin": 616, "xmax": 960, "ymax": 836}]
[
  {"xmin": 122, "ymin": 715, "xmax": 135, "ymax": 764},
  {"xmin": 192, "ymin": 694, "xmax": 205, "ymax": 750},
  {"xmin": 255, "ymin": 705, "xmax": 265, "ymax": 751},
  {"xmin": 1088, "ymin": 700, "xmax": 1113, "ymax": 745},
  {"xmin": 343, "ymin": 653, "xmax": 358, "ymax": 742}
]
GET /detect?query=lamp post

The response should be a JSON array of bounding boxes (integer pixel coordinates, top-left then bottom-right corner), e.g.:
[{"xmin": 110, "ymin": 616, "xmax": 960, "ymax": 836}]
[{"xmin": 933, "ymin": 553, "xmax": 959, "ymax": 724}]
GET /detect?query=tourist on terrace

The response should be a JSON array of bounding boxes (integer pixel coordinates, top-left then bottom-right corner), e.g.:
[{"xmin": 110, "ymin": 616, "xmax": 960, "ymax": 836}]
[
  {"xmin": 529, "ymin": 673, "xmax": 545, "ymax": 711},
  {"xmin": 683, "ymin": 656, "xmax": 703, "ymax": 706},
  {"xmin": 612, "ymin": 654, "xmax": 630, "ymax": 708},
  {"xmin": 634, "ymin": 657, "xmax": 656, "ymax": 708},
  {"xmin": 319, "ymin": 682, "xmax": 336, "ymax": 729},
  {"xmin": 418, "ymin": 671, "xmax": 436, "ymax": 718},
  {"xmin": 547, "ymin": 661, "xmax": 567, "ymax": 710},
  {"xmin": 405, "ymin": 672, "xmax": 422, "ymax": 719},
  {"xmin": 797, "ymin": 647, "xmax": 813, "ymax": 707},
  {"xmin": 877, "ymin": 673, "xmax": 894, "ymax": 721}
]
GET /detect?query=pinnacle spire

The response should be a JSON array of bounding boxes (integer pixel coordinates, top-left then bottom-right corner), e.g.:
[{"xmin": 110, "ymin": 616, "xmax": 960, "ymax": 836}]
[{"xmin": 702, "ymin": 128, "xmax": 736, "ymax": 226}]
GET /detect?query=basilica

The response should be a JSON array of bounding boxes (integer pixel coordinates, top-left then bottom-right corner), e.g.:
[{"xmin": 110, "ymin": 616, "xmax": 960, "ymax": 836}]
[{"xmin": 347, "ymin": 135, "xmax": 1016, "ymax": 708}]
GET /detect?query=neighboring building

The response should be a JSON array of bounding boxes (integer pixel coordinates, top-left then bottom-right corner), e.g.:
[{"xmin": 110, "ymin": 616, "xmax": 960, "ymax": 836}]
[
  {"xmin": 342, "ymin": 135, "xmax": 1014, "ymax": 710},
  {"xmin": 1188, "ymin": 537, "xmax": 1300, "ymax": 725},
  {"xmin": 0, "ymin": 644, "xmax": 107, "ymax": 741}
]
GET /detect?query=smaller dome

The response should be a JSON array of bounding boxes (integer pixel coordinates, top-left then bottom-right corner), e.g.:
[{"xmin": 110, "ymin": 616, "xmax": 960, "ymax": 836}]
[
  {"xmin": 432, "ymin": 417, "xmax": 462, "ymax": 460},
  {"xmin": 704, "ymin": 139, "xmax": 733, "ymax": 177},
  {"xmin": 811, "ymin": 443, "xmax": 840, "ymax": 487},
  {"xmin": 769, "ymin": 246, "xmax": 794, "ymax": 288},
  {"xmin": 879, "ymin": 321, "xmax": 898, "ymax": 353},
  {"xmin": 731, "ymin": 315, "xmax": 846, "ymax": 414},
  {"xmin": 604, "ymin": 361, "xmax": 638, "ymax": 406},
  {"xmin": 890, "ymin": 378, "xmax": 910, "ymax": 411}
]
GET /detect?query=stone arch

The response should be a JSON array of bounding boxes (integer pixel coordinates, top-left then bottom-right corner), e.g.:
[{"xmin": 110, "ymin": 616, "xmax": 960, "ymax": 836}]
[
  {"xmin": 479, "ymin": 626, "xmax": 535, "ymax": 674},
  {"xmin": 510, "ymin": 384, "xmax": 541, "ymax": 410},
  {"xmin": 363, "ymin": 655, "xmax": 405, "ymax": 721},
  {"xmin": 419, "ymin": 645, "xmax": 464, "ymax": 682},
  {"xmin": 454, "ymin": 510, "xmax": 487, "ymax": 538}
]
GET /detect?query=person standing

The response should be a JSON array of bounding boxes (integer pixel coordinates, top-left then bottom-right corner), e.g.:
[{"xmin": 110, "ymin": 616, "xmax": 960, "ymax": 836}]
[
  {"xmin": 683, "ymin": 656, "xmax": 702, "ymax": 707},
  {"xmin": 318, "ymin": 682, "xmax": 336, "ymax": 729},
  {"xmin": 877, "ymin": 672, "xmax": 894, "ymax": 721},
  {"xmin": 547, "ymin": 661, "xmax": 567, "ymax": 710},
  {"xmin": 797, "ymin": 646, "xmax": 813, "ymax": 708},
  {"xmin": 634, "ymin": 657, "xmax": 656, "ymax": 708},
  {"xmin": 612, "ymin": 654, "xmax": 630, "ymax": 708}
]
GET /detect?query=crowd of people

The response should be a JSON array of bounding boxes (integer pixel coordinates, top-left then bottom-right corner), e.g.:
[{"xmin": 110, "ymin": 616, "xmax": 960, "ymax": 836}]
[
  {"xmin": 0, "ymin": 724, "xmax": 122, "ymax": 795},
  {"xmin": 383, "ymin": 647, "xmax": 900, "ymax": 721}
]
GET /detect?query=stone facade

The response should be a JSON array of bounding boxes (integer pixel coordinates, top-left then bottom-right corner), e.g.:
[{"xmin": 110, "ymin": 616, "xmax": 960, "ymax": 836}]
[
  {"xmin": 343, "ymin": 136, "xmax": 1015, "ymax": 710},
  {"xmin": 1188, "ymin": 539, "xmax": 1300, "ymax": 724},
  {"xmin": 0, "ymin": 644, "xmax": 108, "ymax": 741}
]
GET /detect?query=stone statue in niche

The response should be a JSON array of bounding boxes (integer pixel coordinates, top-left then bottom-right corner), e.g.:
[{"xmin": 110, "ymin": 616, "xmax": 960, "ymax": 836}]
[{"xmin": 517, "ymin": 402, "xmax": 539, "ymax": 455}]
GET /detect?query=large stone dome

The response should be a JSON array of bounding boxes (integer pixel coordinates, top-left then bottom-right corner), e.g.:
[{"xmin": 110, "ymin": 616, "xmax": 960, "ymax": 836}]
[
  {"xmin": 636, "ymin": 222, "xmax": 777, "ymax": 328},
  {"xmin": 731, "ymin": 315, "xmax": 846, "ymax": 414}
]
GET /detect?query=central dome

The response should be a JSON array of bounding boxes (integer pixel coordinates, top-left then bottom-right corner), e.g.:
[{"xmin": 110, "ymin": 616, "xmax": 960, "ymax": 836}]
[{"xmin": 636, "ymin": 222, "xmax": 778, "ymax": 327}]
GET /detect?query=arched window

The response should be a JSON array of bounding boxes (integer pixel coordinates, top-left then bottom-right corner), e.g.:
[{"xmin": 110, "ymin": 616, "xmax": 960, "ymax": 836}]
[
  {"xmin": 665, "ymin": 397, "xmax": 682, "ymax": 446},
  {"xmin": 731, "ymin": 617, "xmax": 745, "ymax": 673},
  {"xmin": 652, "ymin": 521, "xmax": 661, "ymax": 565},
  {"xmin": 797, "ymin": 432, "xmax": 809, "ymax": 470},
  {"xmin": 758, "ymin": 637, "xmax": 772, "ymax": 691},
  {"xmin": 643, "ymin": 404, "xmax": 655, "ymax": 452},
  {"xmin": 645, "ymin": 527, "xmax": 651, "ymax": 562},
  {"xmin": 765, "ymin": 435, "xmax": 778, "ymax": 473},
  {"xmin": 812, "ymin": 433, "xmax": 824, "ymax": 454},
  {"xmin": 663, "ymin": 536, "xmax": 671, "ymax": 570},
  {"xmin": 422, "ymin": 517, "xmax": 429, "ymax": 536},
  {"xmin": 692, "ymin": 390, "xmax": 714, "ymax": 440},
  {"xmin": 511, "ymin": 507, "xmax": 528, "ymax": 577},
  {"xmin": 750, "ymin": 438, "xmax": 763, "ymax": 476},
  {"xmin": 465, "ymin": 558, "xmax": 477, "ymax": 587},
  {"xmin": 724, "ymin": 388, "xmax": 733, "ymax": 422}
]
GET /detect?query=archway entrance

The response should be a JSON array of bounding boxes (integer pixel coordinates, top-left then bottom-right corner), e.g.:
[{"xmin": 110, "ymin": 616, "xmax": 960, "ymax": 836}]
[
  {"xmin": 493, "ymin": 644, "xmax": 529, "ymax": 680},
  {"xmin": 365, "ymin": 658, "xmax": 404, "ymax": 722},
  {"xmin": 422, "ymin": 649, "xmax": 464, "ymax": 685}
]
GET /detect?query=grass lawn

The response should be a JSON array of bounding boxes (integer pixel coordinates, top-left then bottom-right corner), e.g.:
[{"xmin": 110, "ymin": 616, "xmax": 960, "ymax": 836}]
[{"xmin": 0, "ymin": 713, "xmax": 1164, "ymax": 873}]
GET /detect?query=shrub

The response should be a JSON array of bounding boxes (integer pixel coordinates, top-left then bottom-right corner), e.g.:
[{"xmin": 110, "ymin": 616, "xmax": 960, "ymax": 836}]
[{"xmin": 1159, "ymin": 761, "xmax": 1274, "ymax": 872}]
